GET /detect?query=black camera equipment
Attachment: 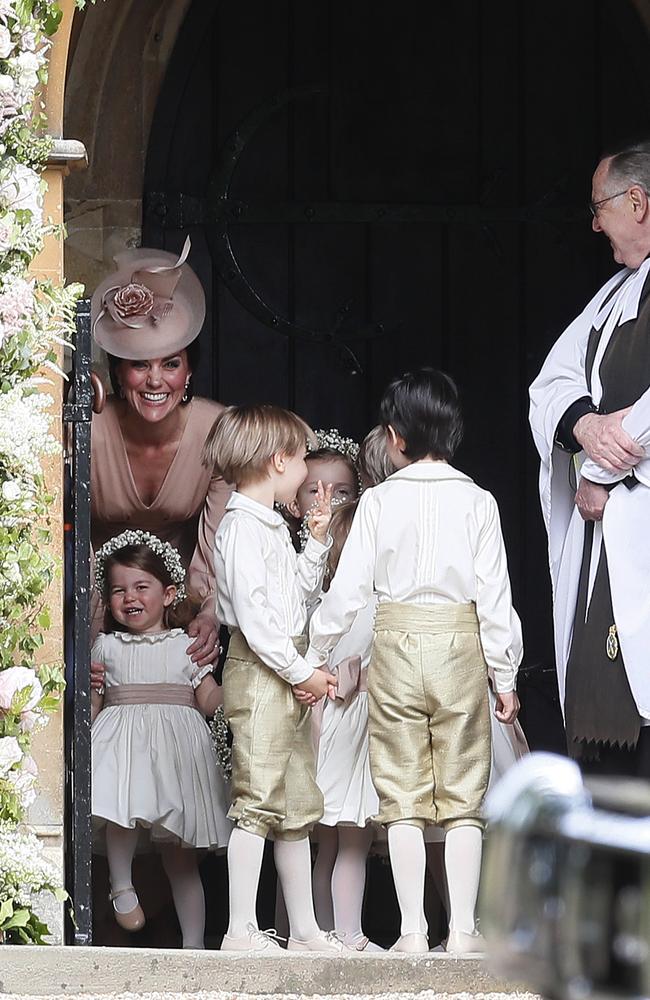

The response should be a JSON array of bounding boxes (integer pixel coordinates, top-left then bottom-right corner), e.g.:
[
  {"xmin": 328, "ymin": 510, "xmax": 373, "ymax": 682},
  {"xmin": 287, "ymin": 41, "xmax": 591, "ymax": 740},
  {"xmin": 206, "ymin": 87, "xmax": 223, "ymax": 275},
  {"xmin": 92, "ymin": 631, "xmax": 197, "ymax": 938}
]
[{"xmin": 481, "ymin": 754, "xmax": 650, "ymax": 1000}]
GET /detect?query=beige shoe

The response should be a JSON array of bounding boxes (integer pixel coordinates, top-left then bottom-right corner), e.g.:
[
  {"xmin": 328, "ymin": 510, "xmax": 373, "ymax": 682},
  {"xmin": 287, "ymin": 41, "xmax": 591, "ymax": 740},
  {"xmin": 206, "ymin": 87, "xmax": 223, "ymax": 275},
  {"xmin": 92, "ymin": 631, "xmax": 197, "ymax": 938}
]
[
  {"xmin": 109, "ymin": 887, "xmax": 145, "ymax": 932},
  {"xmin": 346, "ymin": 934, "xmax": 385, "ymax": 952},
  {"xmin": 445, "ymin": 928, "xmax": 486, "ymax": 957},
  {"xmin": 287, "ymin": 930, "xmax": 347, "ymax": 954},
  {"xmin": 389, "ymin": 933, "xmax": 429, "ymax": 953},
  {"xmin": 221, "ymin": 923, "xmax": 285, "ymax": 952}
]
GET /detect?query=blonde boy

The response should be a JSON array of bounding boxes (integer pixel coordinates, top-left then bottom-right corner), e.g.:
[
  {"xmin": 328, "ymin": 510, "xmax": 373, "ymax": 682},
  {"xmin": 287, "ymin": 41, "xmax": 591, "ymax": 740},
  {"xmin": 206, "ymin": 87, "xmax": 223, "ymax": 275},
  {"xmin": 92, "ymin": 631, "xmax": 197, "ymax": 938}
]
[{"xmin": 202, "ymin": 404, "xmax": 343, "ymax": 954}]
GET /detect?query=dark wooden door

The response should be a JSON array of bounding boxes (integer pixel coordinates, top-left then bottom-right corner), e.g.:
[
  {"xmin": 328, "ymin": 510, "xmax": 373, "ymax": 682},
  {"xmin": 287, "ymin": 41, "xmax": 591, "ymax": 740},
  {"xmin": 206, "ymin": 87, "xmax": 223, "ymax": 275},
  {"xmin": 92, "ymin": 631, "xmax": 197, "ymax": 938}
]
[{"xmin": 143, "ymin": 0, "xmax": 650, "ymax": 741}]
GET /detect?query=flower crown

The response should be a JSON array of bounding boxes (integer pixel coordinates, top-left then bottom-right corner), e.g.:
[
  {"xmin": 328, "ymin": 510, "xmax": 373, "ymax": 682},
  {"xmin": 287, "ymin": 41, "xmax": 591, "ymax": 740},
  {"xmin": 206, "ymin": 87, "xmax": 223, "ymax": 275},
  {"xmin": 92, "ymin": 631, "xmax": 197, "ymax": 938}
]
[
  {"xmin": 310, "ymin": 428, "xmax": 360, "ymax": 462},
  {"xmin": 94, "ymin": 530, "xmax": 187, "ymax": 603}
]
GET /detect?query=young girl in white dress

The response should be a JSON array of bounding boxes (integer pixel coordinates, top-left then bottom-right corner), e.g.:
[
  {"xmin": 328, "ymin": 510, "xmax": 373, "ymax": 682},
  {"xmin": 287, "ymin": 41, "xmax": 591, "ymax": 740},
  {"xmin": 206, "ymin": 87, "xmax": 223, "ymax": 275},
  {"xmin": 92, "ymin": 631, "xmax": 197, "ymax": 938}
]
[
  {"xmin": 91, "ymin": 530, "xmax": 231, "ymax": 948},
  {"xmin": 287, "ymin": 431, "xmax": 382, "ymax": 952}
]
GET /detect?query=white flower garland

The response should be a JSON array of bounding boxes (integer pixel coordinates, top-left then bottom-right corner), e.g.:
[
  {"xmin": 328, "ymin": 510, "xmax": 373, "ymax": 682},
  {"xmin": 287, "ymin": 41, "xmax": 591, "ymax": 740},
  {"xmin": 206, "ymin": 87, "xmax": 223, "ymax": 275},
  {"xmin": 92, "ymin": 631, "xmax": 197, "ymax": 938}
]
[
  {"xmin": 0, "ymin": 0, "xmax": 90, "ymax": 942},
  {"xmin": 311, "ymin": 427, "xmax": 360, "ymax": 462},
  {"xmin": 94, "ymin": 530, "xmax": 187, "ymax": 602}
]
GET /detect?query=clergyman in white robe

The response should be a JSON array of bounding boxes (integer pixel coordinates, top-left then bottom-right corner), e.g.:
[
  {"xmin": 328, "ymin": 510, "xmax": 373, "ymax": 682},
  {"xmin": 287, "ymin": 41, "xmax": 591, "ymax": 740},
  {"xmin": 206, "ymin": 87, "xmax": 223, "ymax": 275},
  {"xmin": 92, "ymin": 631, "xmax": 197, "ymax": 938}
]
[{"xmin": 530, "ymin": 258, "xmax": 650, "ymax": 770}]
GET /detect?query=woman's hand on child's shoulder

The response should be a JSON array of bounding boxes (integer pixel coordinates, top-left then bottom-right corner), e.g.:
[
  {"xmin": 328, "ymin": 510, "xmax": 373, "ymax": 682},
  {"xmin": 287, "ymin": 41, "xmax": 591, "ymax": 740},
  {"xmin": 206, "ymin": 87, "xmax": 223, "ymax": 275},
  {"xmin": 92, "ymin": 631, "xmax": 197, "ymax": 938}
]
[
  {"xmin": 493, "ymin": 690, "xmax": 520, "ymax": 725},
  {"xmin": 91, "ymin": 661, "xmax": 106, "ymax": 694},
  {"xmin": 187, "ymin": 611, "xmax": 222, "ymax": 667},
  {"xmin": 307, "ymin": 480, "xmax": 333, "ymax": 544}
]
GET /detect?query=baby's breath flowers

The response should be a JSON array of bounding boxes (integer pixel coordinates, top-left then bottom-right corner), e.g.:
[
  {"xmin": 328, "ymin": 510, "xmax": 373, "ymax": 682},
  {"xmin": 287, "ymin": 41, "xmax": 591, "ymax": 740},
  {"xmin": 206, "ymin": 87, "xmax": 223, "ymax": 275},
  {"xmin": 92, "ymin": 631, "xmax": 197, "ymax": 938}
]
[
  {"xmin": 0, "ymin": 0, "xmax": 83, "ymax": 942},
  {"xmin": 208, "ymin": 706, "xmax": 232, "ymax": 782},
  {"xmin": 311, "ymin": 428, "xmax": 360, "ymax": 462},
  {"xmin": 94, "ymin": 530, "xmax": 188, "ymax": 603}
]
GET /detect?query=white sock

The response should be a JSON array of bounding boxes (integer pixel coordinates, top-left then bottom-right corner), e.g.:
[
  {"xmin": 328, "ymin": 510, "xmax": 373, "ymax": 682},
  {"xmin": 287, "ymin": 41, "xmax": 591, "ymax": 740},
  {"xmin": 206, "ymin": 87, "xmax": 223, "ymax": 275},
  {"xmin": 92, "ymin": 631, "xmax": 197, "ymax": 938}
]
[
  {"xmin": 387, "ymin": 821, "xmax": 428, "ymax": 936},
  {"xmin": 312, "ymin": 825, "xmax": 337, "ymax": 930},
  {"xmin": 161, "ymin": 846, "xmax": 206, "ymax": 949},
  {"xmin": 274, "ymin": 837, "xmax": 320, "ymax": 941},
  {"xmin": 105, "ymin": 822, "xmax": 140, "ymax": 914},
  {"xmin": 445, "ymin": 825, "xmax": 482, "ymax": 934},
  {"xmin": 332, "ymin": 825, "xmax": 372, "ymax": 940},
  {"xmin": 226, "ymin": 826, "xmax": 265, "ymax": 937}
]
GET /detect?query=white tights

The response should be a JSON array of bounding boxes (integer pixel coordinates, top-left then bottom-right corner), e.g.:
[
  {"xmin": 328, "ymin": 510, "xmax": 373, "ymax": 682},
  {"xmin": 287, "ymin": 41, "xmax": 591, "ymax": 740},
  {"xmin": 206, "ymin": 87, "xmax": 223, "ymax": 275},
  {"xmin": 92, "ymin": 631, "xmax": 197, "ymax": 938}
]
[
  {"xmin": 274, "ymin": 837, "xmax": 321, "ymax": 941},
  {"xmin": 444, "ymin": 824, "xmax": 482, "ymax": 934},
  {"xmin": 105, "ymin": 822, "xmax": 206, "ymax": 948},
  {"xmin": 387, "ymin": 821, "xmax": 428, "ymax": 935},
  {"xmin": 160, "ymin": 845, "xmax": 205, "ymax": 949},
  {"xmin": 387, "ymin": 821, "xmax": 482, "ymax": 937},
  {"xmin": 312, "ymin": 824, "xmax": 373, "ymax": 945},
  {"xmin": 227, "ymin": 826, "xmax": 321, "ymax": 942}
]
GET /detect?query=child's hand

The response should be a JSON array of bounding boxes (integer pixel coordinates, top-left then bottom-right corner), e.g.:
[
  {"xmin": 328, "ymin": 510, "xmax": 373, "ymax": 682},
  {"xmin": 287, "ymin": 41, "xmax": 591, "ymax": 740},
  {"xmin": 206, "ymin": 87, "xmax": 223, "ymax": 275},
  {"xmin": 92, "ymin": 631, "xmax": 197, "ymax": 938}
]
[
  {"xmin": 293, "ymin": 686, "xmax": 317, "ymax": 706},
  {"xmin": 494, "ymin": 690, "xmax": 520, "ymax": 725},
  {"xmin": 307, "ymin": 481, "xmax": 333, "ymax": 543},
  {"xmin": 91, "ymin": 661, "xmax": 106, "ymax": 694},
  {"xmin": 295, "ymin": 667, "xmax": 337, "ymax": 702}
]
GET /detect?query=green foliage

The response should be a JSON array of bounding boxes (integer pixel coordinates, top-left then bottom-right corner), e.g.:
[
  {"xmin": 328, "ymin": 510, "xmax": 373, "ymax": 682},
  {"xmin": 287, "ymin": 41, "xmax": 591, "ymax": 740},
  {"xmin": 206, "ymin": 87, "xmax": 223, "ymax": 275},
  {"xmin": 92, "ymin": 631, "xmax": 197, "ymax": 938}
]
[{"xmin": 0, "ymin": 0, "xmax": 84, "ymax": 945}]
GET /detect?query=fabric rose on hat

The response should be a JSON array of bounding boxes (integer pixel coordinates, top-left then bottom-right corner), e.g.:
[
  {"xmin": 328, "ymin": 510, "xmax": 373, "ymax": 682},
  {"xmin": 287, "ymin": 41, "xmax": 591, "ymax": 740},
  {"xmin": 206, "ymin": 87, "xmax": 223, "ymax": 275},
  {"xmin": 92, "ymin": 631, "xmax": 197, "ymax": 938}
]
[
  {"xmin": 0, "ymin": 666, "xmax": 43, "ymax": 713},
  {"xmin": 108, "ymin": 282, "xmax": 155, "ymax": 327}
]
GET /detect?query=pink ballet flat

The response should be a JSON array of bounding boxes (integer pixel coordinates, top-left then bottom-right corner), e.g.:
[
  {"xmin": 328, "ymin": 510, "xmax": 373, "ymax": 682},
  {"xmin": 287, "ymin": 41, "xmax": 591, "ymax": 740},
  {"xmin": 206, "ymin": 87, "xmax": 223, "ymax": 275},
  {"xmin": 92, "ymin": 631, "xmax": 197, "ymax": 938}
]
[{"xmin": 109, "ymin": 886, "xmax": 145, "ymax": 932}]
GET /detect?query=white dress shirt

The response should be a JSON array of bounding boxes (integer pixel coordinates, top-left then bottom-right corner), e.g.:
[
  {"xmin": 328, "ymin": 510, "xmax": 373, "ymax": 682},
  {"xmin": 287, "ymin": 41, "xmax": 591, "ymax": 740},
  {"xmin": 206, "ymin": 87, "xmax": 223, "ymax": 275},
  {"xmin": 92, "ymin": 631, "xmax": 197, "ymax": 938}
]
[
  {"xmin": 214, "ymin": 492, "xmax": 331, "ymax": 686},
  {"xmin": 307, "ymin": 462, "xmax": 523, "ymax": 693}
]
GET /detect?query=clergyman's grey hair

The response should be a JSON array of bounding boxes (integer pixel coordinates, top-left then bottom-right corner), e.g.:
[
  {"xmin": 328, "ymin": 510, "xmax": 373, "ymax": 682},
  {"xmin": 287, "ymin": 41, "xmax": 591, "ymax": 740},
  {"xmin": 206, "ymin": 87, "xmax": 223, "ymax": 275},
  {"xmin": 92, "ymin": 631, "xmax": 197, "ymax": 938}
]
[{"xmin": 602, "ymin": 139, "xmax": 650, "ymax": 194}]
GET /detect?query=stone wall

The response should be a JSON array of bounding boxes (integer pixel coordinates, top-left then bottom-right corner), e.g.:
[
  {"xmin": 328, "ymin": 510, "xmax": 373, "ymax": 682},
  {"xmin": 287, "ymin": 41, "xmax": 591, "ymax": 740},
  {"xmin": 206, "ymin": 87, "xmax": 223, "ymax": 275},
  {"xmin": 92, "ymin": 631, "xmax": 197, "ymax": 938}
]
[{"xmin": 27, "ymin": 0, "xmax": 78, "ymax": 944}]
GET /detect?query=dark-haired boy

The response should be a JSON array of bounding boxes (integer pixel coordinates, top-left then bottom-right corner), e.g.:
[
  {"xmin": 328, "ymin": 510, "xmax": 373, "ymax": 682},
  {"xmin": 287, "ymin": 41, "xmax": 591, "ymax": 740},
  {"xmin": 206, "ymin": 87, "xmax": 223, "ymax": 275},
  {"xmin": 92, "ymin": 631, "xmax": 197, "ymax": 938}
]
[{"xmin": 306, "ymin": 368, "xmax": 522, "ymax": 955}]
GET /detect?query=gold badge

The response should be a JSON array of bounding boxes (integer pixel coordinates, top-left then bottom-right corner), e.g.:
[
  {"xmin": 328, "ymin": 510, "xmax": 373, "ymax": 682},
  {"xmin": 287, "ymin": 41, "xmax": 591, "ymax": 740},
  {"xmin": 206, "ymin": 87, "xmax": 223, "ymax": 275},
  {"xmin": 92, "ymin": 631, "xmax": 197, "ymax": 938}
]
[{"xmin": 606, "ymin": 624, "xmax": 619, "ymax": 661}]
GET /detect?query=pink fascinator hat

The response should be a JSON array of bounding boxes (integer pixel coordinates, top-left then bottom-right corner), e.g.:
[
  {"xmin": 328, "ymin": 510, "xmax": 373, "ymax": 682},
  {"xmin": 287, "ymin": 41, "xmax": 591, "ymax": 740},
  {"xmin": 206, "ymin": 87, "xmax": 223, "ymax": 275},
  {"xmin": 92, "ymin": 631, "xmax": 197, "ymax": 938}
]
[{"xmin": 91, "ymin": 237, "xmax": 206, "ymax": 361}]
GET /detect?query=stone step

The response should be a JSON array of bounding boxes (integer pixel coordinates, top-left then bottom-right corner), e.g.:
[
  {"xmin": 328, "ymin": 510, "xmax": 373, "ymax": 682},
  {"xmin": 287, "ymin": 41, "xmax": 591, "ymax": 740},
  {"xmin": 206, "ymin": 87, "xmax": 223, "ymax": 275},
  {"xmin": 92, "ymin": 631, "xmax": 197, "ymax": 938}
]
[{"xmin": 0, "ymin": 946, "xmax": 531, "ymax": 997}]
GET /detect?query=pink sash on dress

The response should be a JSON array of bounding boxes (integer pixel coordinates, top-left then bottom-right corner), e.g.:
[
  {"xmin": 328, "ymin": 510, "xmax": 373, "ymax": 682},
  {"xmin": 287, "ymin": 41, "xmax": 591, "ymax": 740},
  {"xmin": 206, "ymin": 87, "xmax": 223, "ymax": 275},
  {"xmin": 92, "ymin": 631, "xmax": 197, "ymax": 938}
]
[{"xmin": 104, "ymin": 683, "xmax": 199, "ymax": 711}]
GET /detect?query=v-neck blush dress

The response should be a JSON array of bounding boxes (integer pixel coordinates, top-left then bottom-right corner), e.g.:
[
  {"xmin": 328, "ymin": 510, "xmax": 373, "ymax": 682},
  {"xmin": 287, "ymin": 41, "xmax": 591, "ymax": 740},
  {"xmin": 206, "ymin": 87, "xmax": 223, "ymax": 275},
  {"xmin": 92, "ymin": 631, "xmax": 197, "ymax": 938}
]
[{"xmin": 91, "ymin": 397, "xmax": 231, "ymax": 634}]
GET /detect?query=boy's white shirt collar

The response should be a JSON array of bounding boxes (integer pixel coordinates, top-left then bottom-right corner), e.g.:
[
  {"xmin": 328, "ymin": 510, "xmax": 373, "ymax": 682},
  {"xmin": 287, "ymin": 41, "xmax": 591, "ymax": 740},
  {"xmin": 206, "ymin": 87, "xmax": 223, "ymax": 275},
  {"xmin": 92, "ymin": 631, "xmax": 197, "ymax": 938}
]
[
  {"xmin": 225, "ymin": 490, "xmax": 286, "ymax": 528},
  {"xmin": 386, "ymin": 461, "xmax": 472, "ymax": 484}
]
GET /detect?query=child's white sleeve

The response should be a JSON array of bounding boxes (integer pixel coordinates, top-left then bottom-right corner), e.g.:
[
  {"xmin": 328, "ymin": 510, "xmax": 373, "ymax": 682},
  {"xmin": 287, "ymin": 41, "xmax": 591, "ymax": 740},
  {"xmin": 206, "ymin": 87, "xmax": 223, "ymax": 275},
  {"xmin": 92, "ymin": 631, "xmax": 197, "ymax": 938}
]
[
  {"xmin": 474, "ymin": 493, "xmax": 523, "ymax": 693},
  {"xmin": 218, "ymin": 517, "xmax": 314, "ymax": 686},
  {"xmin": 296, "ymin": 534, "xmax": 333, "ymax": 603},
  {"xmin": 91, "ymin": 634, "xmax": 105, "ymax": 662},
  {"xmin": 306, "ymin": 492, "xmax": 377, "ymax": 668}
]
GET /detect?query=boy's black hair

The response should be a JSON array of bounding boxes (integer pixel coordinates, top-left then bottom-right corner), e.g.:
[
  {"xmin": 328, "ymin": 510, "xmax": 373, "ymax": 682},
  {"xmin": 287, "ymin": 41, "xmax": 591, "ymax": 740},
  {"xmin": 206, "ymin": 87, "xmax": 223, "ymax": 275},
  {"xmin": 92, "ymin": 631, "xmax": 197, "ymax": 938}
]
[{"xmin": 379, "ymin": 367, "xmax": 463, "ymax": 461}]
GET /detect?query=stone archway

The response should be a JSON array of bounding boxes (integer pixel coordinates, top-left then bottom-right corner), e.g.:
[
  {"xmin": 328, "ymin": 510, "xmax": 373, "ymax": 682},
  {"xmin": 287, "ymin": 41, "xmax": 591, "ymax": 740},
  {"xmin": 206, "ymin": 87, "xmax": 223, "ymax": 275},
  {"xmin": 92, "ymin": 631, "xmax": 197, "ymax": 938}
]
[
  {"xmin": 63, "ymin": 0, "xmax": 192, "ymax": 295},
  {"xmin": 61, "ymin": 0, "xmax": 650, "ymax": 299},
  {"xmin": 49, "ymin": 0, "xmax": 650, "ymax": 945}
]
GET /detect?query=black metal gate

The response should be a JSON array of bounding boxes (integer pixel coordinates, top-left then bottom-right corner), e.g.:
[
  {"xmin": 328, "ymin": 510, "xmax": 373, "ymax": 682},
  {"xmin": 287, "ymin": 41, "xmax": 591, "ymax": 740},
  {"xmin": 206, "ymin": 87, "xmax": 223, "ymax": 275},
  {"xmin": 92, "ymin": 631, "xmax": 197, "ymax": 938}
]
[{"xmin": 63, "ymin": 298, "xmax": 93, "ymax": 944}]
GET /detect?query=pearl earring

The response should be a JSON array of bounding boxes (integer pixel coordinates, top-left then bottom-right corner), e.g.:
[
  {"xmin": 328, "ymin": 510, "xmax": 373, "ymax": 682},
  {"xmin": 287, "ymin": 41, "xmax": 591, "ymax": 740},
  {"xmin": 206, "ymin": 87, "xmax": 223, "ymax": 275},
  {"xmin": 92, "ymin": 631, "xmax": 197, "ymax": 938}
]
[{"xmin": 182, "ymin": 378, "xmax": 190, "ymax": 404}]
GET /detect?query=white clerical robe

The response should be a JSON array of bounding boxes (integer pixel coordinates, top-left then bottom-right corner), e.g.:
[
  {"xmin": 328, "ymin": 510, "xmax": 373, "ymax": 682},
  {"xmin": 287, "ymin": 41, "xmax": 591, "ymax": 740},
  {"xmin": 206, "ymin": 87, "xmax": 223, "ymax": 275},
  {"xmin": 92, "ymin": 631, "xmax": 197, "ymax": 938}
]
[{"xmin": 529, "ymin": 259, "xmax": 650, "ymax": 721}]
